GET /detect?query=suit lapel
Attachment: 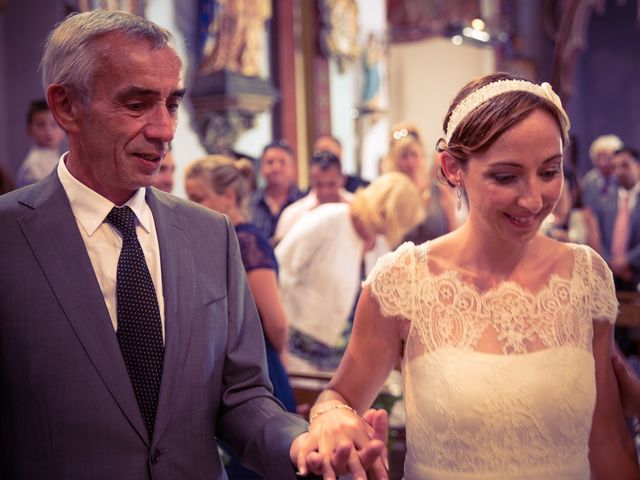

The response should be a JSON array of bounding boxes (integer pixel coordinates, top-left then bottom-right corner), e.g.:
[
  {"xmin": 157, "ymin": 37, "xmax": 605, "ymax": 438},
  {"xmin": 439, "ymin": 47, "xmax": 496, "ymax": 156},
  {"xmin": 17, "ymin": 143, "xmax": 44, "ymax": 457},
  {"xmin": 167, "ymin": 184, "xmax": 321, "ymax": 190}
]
[
  {"xmin": 17, "ymin": 174, "xmax": 149, "ymax": 444},
  {"xmin": 147, "ymin": 190, "xmax": 196, "ymax": 444}
]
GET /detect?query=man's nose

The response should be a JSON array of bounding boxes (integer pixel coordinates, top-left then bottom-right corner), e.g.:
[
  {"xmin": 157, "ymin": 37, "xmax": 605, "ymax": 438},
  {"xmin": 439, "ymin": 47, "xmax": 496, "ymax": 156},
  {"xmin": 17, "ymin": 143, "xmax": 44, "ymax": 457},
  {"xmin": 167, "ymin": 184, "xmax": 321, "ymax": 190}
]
[{"xmin": 144, "ymin": 105, "xmax": 175, "ymax": 143}]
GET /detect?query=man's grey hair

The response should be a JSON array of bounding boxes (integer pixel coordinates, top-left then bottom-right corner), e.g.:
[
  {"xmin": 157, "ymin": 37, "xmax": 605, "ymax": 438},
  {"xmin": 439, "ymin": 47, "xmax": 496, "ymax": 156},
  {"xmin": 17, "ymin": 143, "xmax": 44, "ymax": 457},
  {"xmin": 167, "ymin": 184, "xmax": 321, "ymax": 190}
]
[{"xmin": 41, "ymin": 10, "xmax": 174, "ymax": 100}]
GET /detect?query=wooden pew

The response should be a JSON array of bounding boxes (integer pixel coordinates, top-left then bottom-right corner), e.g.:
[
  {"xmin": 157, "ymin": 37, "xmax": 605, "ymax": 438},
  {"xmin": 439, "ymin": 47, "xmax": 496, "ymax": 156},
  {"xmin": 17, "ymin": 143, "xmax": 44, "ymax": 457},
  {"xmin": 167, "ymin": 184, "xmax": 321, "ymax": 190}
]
[{"xmin": 617, "ymin": 291, "xmax": 640, "ymax": 328}]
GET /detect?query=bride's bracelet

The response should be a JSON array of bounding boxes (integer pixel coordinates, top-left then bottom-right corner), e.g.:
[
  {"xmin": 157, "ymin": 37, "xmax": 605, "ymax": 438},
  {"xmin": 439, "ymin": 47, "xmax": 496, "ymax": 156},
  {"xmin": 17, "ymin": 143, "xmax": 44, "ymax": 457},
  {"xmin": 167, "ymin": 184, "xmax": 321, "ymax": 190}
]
[{"xmin": 309, "ymin": 402, "xmax": 358, "ymax": 423}]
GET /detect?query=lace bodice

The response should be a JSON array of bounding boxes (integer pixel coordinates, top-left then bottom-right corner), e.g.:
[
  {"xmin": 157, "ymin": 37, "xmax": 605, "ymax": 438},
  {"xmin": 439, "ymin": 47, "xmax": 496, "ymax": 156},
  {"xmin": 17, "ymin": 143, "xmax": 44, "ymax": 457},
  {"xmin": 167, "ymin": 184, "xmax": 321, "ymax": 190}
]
[{"xmin": 364, "ymin": 242, "xmax": 618, "ymax": 479}]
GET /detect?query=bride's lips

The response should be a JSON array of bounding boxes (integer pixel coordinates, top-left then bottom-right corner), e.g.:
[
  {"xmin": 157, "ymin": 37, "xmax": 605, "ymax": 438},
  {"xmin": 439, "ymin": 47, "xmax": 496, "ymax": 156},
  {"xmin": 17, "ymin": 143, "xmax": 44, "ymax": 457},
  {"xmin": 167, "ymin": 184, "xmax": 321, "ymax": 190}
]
[{"xmin": 504, "ymin": 211, "xmax": 543, "ymax": 228}]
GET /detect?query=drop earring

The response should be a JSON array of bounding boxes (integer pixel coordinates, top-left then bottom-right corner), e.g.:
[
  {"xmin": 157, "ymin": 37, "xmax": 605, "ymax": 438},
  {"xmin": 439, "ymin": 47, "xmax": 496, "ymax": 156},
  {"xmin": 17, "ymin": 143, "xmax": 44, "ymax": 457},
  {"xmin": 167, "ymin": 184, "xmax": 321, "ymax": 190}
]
[{"xmin": 456, "ymin": 182, "xmax": 464, "ymax": 211}]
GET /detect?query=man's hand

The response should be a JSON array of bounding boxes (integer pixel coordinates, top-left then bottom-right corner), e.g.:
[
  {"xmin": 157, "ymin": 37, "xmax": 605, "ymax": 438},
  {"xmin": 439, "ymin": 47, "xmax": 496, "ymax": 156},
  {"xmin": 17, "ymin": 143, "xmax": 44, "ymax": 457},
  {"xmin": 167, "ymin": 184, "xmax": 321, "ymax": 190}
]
[
  {"xmin": 609, "ymin": 255, "xmax": 633, "ymax": 280},
  {"xmin": 613, "ymin": 347, "xmax": 640, "ymax": 417}
]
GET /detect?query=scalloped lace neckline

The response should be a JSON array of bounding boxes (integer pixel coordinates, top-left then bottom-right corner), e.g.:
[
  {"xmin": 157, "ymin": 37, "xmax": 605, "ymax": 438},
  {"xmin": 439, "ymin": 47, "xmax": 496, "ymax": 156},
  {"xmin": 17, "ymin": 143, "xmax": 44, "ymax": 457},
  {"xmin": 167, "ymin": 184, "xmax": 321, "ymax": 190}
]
[{"xmin": 419, "ymin": 241, "xmax": 577, "ymax": 298}]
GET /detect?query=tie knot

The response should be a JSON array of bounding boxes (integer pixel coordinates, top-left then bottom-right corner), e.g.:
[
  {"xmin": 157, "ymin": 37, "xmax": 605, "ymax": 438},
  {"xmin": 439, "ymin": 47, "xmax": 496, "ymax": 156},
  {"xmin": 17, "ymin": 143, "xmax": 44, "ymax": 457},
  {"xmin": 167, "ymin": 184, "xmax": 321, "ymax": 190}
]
[{"xmin": 107, "ymin": 206, "xmax": 137, "ymax": 239}]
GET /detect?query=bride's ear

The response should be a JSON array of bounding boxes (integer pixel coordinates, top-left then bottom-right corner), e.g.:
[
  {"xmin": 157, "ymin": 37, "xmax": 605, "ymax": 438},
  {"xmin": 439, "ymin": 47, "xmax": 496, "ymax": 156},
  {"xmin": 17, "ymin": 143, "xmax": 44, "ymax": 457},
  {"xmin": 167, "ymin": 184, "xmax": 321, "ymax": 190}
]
[{"xmin": 440, "ymin": 151, "xmax": 463, "ymax": 186}]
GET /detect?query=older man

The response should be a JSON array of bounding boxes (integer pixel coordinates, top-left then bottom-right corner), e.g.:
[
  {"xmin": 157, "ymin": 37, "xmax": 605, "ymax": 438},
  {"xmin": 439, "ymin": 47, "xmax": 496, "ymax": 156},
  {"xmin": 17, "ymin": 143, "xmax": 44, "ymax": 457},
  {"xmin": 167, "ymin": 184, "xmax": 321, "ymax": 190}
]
[
  {"xmin": 581, "ymin": 134, "xmax": 623, "ymax": 212},
  {"xmin": 0, "ymin": 10, "xmax": 386, "ymax": 480}
]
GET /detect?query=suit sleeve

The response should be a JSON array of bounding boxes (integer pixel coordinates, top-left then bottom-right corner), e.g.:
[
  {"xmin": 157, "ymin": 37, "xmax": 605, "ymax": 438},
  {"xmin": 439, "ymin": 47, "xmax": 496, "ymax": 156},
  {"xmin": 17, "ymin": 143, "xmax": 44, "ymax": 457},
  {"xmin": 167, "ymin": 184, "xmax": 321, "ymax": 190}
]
[{"xmin": 216, "ymin": 216, "xmax": 307, "ymax": 478}]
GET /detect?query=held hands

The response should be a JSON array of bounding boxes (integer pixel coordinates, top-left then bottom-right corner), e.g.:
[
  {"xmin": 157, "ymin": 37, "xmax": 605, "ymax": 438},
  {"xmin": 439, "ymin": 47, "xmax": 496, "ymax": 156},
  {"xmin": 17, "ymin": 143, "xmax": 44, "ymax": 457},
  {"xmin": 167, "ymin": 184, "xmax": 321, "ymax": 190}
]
[
  {"xmin": 290, "ymin": 404, "xmax": 389, "ymax": 480},
  {"xmin": 612, "ymin": 347, "xmax": 640, "ymax": 417}
]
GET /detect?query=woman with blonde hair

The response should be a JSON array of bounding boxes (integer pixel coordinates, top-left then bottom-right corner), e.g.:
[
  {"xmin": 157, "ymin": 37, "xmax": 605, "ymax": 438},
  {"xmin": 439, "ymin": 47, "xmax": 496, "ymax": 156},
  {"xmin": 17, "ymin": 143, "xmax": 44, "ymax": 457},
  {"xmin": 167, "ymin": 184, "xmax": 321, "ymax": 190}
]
[
  {"xmin": 384, "ymin": 121, "xmax": 457, "ymax": 243},
  {"xmin": 275, "ymin": 172, "xmax": 424, "ymax": 372},
  {"xmin": 184, "ymin": 155, "xmax": 296, "ymax": 413}
]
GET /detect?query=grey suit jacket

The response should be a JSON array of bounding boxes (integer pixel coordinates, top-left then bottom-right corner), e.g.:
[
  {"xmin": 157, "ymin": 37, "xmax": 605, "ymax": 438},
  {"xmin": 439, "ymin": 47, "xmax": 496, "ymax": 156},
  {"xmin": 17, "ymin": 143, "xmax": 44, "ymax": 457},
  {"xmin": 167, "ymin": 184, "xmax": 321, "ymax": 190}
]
[
  {"xmin": 0, "ymin": 172, "xmax": 307, "ymax": 479},
  {"xmin": 594, "ymin": 188, "xmax": 640, "ymax": 285}
]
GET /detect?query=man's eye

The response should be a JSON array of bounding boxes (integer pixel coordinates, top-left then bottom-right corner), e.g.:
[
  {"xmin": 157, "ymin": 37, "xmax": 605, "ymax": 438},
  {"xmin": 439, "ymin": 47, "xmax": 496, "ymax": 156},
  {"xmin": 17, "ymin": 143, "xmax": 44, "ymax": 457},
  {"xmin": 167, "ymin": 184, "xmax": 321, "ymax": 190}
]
[
  {"xmin": 127, "ymin": 103, "xmax": 145, "ymax": 111},
  {"xmin": 167, "ymin": 97, "xmax": 182, "ymax": 113}
]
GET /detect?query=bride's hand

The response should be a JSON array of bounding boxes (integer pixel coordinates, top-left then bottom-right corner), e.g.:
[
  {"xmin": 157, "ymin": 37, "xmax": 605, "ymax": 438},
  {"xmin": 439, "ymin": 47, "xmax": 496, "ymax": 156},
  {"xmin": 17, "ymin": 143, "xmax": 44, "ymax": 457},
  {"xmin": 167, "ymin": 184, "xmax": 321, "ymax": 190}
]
[{"xmin": 290, "ymin": 404, "xmax": 389, "ymax": 480}]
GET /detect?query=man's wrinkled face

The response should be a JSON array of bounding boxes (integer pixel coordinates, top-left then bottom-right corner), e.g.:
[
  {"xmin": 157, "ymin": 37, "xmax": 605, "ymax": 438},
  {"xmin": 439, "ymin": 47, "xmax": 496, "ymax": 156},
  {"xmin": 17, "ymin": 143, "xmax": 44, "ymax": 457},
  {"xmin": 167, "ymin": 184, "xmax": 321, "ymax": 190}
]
[{"xmin": 66, "ymin": 33, "xmax": 184, "ymax": 204}]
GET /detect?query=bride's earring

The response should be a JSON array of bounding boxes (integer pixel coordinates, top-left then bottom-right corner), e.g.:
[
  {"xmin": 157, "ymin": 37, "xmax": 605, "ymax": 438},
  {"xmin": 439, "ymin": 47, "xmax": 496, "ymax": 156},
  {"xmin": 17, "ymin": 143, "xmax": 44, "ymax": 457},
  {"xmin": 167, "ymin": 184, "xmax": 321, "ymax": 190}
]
[{"xmin": 456, "ymin": 182, "xmax": 464, "ymax": 211}]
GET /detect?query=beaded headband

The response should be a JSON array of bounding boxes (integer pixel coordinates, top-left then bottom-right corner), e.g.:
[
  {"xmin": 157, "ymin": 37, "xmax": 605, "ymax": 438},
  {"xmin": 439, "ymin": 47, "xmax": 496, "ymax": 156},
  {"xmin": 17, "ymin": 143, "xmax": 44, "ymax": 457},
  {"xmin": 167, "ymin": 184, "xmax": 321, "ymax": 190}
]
[{"xmin": 444, "ymin": 79, "xmax": 569, "ymax": 143}]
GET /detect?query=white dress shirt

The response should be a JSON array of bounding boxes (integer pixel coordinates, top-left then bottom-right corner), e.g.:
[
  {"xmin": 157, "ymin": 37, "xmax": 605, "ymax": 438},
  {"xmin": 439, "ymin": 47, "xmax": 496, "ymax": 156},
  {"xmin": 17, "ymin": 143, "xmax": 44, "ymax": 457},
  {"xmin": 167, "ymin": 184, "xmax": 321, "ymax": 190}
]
[
  {"xmin": 273, "ymin": 189, "xmax": 353, "ymax": 243},
  {"xmin": 57, "ymin": 154, "xmax": 166, "ymax": 340},
  {"xmin": 618, "ymin": 183, "xmax": 640, "ymax": 211}
]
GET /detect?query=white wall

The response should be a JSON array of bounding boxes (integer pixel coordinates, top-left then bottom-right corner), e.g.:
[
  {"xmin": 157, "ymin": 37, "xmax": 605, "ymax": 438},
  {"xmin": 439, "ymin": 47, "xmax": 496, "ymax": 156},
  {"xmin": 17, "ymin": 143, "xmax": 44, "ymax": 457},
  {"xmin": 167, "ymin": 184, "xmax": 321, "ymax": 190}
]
[
  {"xmin": 328, "ymin": 2, "xmax": 495, "ymax": 181},
  {"xmin": 388, "ymin": 37, "xmax": 495, "ymax": 166},
  {"xmin": 328, "ymin": 59, "xmax": 358, "ymax": 175},
  {"xmin": 325, "ymin": 0, "xmax": 388, "ymax": 180},
  {"xmin": 146, "ymin": 1, "xmax": 207, "ymax": 198}
]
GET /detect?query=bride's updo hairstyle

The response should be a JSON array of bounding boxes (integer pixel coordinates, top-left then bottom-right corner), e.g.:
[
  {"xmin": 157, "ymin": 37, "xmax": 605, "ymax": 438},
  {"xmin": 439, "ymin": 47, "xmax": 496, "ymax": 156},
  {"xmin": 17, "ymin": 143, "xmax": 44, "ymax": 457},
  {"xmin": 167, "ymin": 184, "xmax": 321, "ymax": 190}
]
[{"xmin": 436, "ymin": 72, "xmax": 571, "ymax": 185}]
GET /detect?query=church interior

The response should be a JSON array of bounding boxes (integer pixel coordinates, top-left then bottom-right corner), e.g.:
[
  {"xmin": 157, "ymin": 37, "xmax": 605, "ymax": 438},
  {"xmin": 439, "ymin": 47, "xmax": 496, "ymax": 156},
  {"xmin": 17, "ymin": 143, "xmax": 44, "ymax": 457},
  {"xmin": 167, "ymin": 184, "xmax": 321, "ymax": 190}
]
[{"xmin": 3, "ymin": 1, "xmax": 640, "ymax": 478}]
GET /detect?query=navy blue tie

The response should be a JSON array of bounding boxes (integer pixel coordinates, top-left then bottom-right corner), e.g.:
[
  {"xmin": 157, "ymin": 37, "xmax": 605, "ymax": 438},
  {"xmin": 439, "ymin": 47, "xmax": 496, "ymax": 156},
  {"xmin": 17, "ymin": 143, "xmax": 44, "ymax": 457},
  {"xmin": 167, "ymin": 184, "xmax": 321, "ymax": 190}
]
[{"xmin": 107, "ymin": 206, "xmax": 164, "ymax": 437}]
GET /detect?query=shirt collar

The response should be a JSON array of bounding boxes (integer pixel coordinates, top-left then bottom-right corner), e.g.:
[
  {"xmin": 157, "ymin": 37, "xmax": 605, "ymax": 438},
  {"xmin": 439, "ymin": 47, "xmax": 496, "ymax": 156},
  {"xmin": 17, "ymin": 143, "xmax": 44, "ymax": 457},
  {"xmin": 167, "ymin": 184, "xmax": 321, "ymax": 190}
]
[
  {"xmin": 57, "ymin": 152, "xmax": 151, "ymax": 237},
  {"xmin": 619, "ymin": 183, "xmax": 640, "ymax": 199}
]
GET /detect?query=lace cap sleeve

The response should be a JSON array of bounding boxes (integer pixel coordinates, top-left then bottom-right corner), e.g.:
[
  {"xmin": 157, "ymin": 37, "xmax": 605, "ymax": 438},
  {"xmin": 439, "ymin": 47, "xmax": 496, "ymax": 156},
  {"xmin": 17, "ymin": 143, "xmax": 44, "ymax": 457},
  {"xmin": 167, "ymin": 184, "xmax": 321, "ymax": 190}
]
[
  {"xmin": 362, "ymin": 241, "xmax": 418, "ymax": 320},
  {"xmin": 583, "ymin": 245, "xmax": 618, "ymax": 324},
  {"xmin": 236, "ymin": 225, "xmax": 278, "ymax": 273}
]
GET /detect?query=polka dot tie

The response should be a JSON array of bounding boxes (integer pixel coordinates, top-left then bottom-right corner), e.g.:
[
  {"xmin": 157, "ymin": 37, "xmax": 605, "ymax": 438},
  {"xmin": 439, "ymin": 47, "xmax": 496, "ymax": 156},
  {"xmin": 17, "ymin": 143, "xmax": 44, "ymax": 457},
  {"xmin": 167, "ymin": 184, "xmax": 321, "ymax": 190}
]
[{"xmin": 107, "ymin": 206, "xmax": 164, "ymax": 437}]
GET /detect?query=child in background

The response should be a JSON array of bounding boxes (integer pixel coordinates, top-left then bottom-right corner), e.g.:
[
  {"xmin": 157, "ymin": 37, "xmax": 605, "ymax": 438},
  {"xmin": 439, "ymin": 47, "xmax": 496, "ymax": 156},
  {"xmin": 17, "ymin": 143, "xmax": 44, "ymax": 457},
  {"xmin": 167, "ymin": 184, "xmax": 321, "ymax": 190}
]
[{"xmin": 16, "ymin": 99, "xmax": 65, "ymax": 187}]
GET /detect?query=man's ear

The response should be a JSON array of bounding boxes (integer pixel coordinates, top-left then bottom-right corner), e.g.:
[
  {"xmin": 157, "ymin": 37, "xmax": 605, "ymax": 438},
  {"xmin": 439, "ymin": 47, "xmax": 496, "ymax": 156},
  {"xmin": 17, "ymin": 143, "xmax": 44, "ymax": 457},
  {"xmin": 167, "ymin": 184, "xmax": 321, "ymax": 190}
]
[
  {"xmin": 440, "ymin": 151, "xmax": 463, "ymax": 185},
  {"xmin": 46, "ymin": 83, "xmax": 80, "ymax": 134}
]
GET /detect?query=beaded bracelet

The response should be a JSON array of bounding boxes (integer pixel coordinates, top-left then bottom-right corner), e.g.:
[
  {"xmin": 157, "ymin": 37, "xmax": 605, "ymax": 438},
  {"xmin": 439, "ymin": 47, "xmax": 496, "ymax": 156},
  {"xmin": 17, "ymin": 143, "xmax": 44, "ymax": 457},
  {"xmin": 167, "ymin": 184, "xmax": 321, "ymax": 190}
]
[{"xmin": 309, "ymin": 403, "xmax": 358, "ymax": 423}]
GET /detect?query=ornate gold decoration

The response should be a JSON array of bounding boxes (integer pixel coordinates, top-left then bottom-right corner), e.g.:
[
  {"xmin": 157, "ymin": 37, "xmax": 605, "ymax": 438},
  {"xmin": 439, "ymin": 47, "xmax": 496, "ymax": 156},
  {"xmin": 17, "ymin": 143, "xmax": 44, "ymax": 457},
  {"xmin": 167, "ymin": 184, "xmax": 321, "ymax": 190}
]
[
  {"xmin": 320, "ymin": 0, "xmax": 361, "ymax": 72},
  {"xmin": 72, "ymin": 0, "xmax": 146, "ymax": 15},
  {"xmin": 199, "ymin": 0, "xmax": 272, "ymax": 78}
]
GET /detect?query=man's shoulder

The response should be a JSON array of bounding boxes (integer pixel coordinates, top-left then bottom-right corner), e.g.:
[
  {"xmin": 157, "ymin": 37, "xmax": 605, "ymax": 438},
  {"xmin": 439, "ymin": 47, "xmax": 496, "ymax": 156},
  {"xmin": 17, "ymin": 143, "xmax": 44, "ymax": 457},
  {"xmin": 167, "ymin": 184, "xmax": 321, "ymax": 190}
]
[
  {"xmin": 295, "ymin": 201, "xmax": 348, "ymax": 228},
  {"xmin": 0, "ymin": 173, "xmax": 61, "ymax": 212},
  {"xmin": 149, "ymin": 188, "xmax": 227, "ymax": 224},
  {"xmin": 282, "ymin": 192, "xmax": 317, "ymax": 215},
  {"xmin": 581, "ymin": 168, "xmax": 602, "ymax": 186}
]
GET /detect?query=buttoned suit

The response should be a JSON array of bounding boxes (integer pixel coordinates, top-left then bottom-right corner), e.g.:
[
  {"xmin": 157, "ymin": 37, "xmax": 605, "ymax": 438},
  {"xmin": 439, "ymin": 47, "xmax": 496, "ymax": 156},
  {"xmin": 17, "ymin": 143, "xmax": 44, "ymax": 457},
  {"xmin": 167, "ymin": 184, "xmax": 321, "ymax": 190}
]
[
  {"xmin": 594, "ymin": 188, "xmax": 640, "ymax": 288},
  {"xmin": 0, "ymin": 171, "xmax": 306, "ymax": 479}
]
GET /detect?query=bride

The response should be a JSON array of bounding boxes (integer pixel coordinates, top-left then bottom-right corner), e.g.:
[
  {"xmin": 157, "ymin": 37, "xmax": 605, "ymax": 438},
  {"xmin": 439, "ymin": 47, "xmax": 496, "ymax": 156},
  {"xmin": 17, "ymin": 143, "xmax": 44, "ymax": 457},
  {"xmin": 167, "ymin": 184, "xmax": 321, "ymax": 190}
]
[{"xmin": 291, "ymin": 72, "xmax": 639, "ymax": 479}]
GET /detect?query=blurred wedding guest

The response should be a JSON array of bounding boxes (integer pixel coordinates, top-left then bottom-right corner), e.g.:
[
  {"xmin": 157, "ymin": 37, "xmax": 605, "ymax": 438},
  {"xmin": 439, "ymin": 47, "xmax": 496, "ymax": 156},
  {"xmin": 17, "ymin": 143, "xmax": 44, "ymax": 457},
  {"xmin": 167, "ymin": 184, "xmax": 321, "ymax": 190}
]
[
  {"xmin": 185, "ymin": 155, "xmax": 296, "ymax": 412},
  {"xmin": 313, "ymin": 134, "xmax": 369, "ymax": 193},
  {"xmin": 16, "ymin": 99, "xmax": 66, "ymax": 187},
  {"xmin": 274, "ymin": 150, "xmax": 352, "ymax": 243},
  {"xmin": 540, "ymin": 168, "xmax": 603, "ymax": 252},
  {"xmin": 295, "ymin": 72, "xmax": 639, "ymax": 480},
  {"xmin": 383, "ymin": 121, "xmax": 456, "ymax": 243},
  {"xmin": 275, "ymin": 172, "xmax": 424, "ymax": 372},
  {"xmin": 581, "ymin": 134, "xmax": 622, "ymax": 212},
  {"xmin": 593, "ymin": 146, "xmax": 640, "ymax": 291},
  {"xmin": 250, "ymin": 140, "xmax": 303, "ymax": 242},
  {"xmin": 152, "ymin": 147, "xmax": 175, "ymax": 193},
  {"xmin": 0, "ymin": 165, "xmax": 15, "ymax": 195}
]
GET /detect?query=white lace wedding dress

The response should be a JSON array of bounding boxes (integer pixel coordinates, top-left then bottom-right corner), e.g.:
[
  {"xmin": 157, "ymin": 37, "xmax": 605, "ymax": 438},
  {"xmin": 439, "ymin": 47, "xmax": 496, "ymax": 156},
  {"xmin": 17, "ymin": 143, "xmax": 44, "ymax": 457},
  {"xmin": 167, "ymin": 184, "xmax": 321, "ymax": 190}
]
[{"xmin": 364, "ymin": 242, "xmax": 618, "ymax": 480}]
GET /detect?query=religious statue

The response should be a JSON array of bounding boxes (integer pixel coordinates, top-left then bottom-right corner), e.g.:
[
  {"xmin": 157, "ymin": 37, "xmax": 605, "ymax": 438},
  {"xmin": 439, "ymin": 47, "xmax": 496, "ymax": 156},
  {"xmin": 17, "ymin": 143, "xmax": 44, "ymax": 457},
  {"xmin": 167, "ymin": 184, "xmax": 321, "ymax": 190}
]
[{"xmin": 199, "ymin": 0, "xmax": 271, "ymax": 78}]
